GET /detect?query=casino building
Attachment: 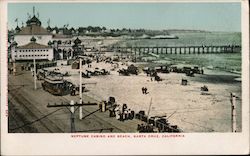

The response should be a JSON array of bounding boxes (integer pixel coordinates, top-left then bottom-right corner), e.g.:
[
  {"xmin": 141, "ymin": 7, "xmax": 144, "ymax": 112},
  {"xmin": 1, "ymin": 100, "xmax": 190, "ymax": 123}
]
[
  {"xmin": 14, "ymin": 12, "xmax": 53, "ymax": 46},
  {"xmin": 11, "ymin": 36, "xmax": 53, "ymax": 61},
  {"xmin": 10, "ymin": 8, "xmax": 53, "ymax": 61},
  {"xmin": 10, "ymin": 7, "xmax": 84, "ymax": 61}
]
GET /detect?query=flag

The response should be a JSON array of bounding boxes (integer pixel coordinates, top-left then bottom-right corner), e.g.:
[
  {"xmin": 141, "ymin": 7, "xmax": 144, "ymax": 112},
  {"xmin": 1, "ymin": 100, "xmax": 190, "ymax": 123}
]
[{"xmin": 27, "ymin": 13, "xmax": 31, "ymax": 19}]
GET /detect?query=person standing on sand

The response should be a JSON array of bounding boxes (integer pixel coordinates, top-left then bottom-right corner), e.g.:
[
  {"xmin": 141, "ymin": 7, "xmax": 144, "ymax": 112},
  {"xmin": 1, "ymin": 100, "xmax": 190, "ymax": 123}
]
[
  {"xmin": 142, "ymin": 87, "xmax": 145, "ymax": 94},
  {"xmin": 145, "ymin": 87, "xmax": 148, "ymax": 94},
  {"xmin": 115, "ymin": 104, "xmax": 121, "ymax": 120}
]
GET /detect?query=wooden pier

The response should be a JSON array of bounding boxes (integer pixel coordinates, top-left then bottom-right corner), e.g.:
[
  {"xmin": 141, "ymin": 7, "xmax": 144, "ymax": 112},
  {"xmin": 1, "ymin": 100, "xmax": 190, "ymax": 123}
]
[{"xmin": 110, "ymin": 45, "xmax": 241, "ymax": 55}]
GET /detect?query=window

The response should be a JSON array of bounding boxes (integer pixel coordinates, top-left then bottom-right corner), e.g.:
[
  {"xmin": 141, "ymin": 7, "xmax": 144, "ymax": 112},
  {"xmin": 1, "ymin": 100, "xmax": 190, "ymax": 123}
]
[
  {"xmin": 46, "ymin": 49, "xmax": 48, "ymax": 51},
  {"xmin": 15, "ymin": 50, "xmax": 17, "ymax": 52},
  {"xmin": 47, "ymin": 55, "xmax": 49, "ymax": 56},
  {"xmin": 32, "ymin": 55, "xmax": 34, "ymax": 56}
]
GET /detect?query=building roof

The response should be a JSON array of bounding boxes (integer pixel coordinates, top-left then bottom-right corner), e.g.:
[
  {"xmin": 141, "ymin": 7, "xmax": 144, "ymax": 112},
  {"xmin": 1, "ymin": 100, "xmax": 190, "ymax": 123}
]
[
  {"xmin": 16, "ymin": 25, "xmax": 51, "ymax": 35},
  {"xmin": 74, "ymin": 37, "xmax": 81, "ymax": 45},
  {"xmin": 47, "ymin": 26, "xmax": 52, "ymax": 32},
  {"xmin": 26, "ymin": 15, "xmax": 41, "ymax": 26},
  {"xmin": 15, "ymin": 26, "xmax": 21, "ymax": 32},
  {"xmin": 30, "ymin": 36, "xmax": 36, "ymax": 42},
  {"xmin": 17, "ymin": 42, "xmax": 50, "ymax": 49}
]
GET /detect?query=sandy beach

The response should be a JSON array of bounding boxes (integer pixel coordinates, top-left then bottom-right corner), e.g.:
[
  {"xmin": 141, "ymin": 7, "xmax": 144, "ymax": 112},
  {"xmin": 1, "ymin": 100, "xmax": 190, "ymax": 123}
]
[{"xmin": 44, "ymin": 58, "xmax": 242, "ymax": 132}]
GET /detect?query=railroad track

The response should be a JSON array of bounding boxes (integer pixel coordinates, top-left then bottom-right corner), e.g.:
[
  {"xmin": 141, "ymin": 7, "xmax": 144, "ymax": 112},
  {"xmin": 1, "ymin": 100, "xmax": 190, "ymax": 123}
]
[
  {"xmin": 8, "ymin": 82, "xmax": 64, "ymax": 133},
  {"xmin": 8, "ymin": 72, "xmax": 139, "ymax": 133},
  {"xmin": 8, "ymin": 101, "xmax": 25, "ymax": 133},
  {"xmin": 59, "ymin": 96, "xmax": 125, "ymax": 133}
]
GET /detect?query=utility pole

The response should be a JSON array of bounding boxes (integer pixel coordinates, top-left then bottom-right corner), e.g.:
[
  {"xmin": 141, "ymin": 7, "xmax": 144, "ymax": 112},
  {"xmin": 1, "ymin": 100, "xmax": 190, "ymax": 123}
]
[
  {"xmin": 147, "ymin": 98, "xmax": 153, "ymax": 117},
  {"xmin": 79, "ymin": 58, "xmax": 83, "ymax": 119},
  {"xmin": 230, "ymin": 93, "xmax": 237, "ymax": 132},
  {"xmin": 33, "ymin": 58, "xmax": 37, "ymax": 90},
  {"xmin": 70, "ymin": 100, "xmax": 75, "ymax": 132},
  {"xmin": 47, "ymin": 100, "xmax": 97, "ymax": 133},
  {"xmin": 13, "ymin": 61, "xmax": 16, "ymax": 76},
  {"xmin": 146, "ymin": 98, "xmax": 153, "ymax": 125}
]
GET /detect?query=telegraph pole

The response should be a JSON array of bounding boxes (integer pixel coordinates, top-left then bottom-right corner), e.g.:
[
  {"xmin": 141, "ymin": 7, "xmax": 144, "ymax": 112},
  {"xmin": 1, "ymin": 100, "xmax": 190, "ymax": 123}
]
[
  {"xmin": 47, "ymin": 100, "xmax": 97, "ymax": 133},
  {"xmin": 79, "ymin": 58, "xmax": 83, "ymax": 119},
  {"xmin": 33, "ymin": 58, "xmax": 37, "ymax": 90},
  {"xmin": 147, "ymin": 98, "xmax": 153, "ymax": 117},
  {"xmin": 146, "ymin": 98, "xmax": 153, "ymax": 125},
  {"xmin": 230, "ymin": 93, "xmax": 237, "ymax": 132},
  {"xmin": 70, "ymin": 100, "xmax": 75, "ymax": 132},
  {"xmin": 13, "ymin": 61, "xmax": 17, "ymax": 76}
]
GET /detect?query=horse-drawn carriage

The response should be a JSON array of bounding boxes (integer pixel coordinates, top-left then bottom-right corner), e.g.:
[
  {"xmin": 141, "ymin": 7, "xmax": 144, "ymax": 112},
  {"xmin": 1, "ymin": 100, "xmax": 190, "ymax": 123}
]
[{"xmin": 118, "ymin": 64, "xmax": 139, "ymax": 76}]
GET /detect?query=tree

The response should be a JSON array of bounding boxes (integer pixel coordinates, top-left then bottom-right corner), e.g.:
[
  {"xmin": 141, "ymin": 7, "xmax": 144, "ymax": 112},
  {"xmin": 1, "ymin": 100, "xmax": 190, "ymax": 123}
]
[
  {"xmin": 87, "ymin": 26, "xmax": 93, "ymax": 32},
  {"xmin": 102, "ymin": 26, "xmax": 107, "ymax": 31},
  {"xmin": 78, "ymin": 27, "xmax": 87, "ymax": 33}
]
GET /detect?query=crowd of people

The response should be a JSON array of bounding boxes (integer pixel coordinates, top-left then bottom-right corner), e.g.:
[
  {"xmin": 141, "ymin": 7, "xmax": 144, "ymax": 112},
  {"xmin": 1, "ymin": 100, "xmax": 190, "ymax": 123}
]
[
  {"xmin": 137, "ymin": 123, "xmax": 154, "ymax": 132},
  {"xmin": 111, "ymin": 104, "xmax": 135, "ymax": 121}
]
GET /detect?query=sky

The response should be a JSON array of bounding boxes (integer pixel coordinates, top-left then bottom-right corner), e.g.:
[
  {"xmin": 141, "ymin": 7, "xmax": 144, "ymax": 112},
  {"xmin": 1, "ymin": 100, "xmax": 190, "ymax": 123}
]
[{"xmin": 8, "ymin": 3, "xmax": 241, "ymax": 32}]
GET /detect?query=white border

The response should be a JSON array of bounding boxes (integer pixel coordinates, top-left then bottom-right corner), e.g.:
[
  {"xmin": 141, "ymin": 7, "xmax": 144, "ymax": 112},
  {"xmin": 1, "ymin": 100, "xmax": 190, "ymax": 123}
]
[{"xmin": 1, "ymin": 0, "xmax": 249, "ymax": 155}]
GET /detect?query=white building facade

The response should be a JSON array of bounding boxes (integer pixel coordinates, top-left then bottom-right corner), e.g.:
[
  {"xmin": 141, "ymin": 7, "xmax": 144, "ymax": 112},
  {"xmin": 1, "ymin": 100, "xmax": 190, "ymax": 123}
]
[
  {"xmin": 11, "ymin": 12, "xmax": 54, "ymax": 61},
  {"xmin": 11, "ymin": 38, "xmax": 53, "ymax": 61}
]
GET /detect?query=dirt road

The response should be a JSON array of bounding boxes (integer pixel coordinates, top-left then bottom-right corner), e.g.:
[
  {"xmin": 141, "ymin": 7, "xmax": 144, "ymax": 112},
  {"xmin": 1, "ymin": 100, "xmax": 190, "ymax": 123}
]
[{"xmin": 8, "ymin": 70, "xmax": 142, "ymax": 133}]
